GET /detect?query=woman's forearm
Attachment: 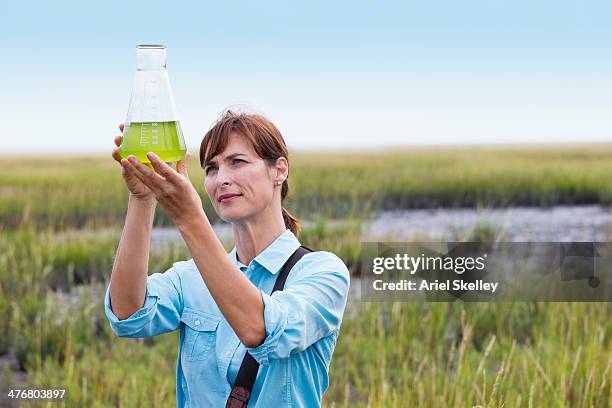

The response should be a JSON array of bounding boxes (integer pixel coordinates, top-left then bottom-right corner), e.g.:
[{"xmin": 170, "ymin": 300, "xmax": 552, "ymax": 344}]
[
  {"xmin": 176, "ymin": 213, "xmax": 266, "ymax": 348},
  {"xmin": 109, "ymin": 195, "xmax": 157, "ymax": 320}
]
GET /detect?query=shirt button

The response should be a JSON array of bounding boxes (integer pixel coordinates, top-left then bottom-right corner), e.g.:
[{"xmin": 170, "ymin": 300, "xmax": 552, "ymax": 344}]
[
  {"xmin": 225, "ymin": 352, "xmax": 231, "ymax": 357},
  {"xmin": 194, "ymin": 319, "xmax": 201, "ymax": 326}
]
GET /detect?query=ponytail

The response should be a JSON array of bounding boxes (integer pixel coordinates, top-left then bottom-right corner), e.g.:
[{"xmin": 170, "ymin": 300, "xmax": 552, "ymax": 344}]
[{"xmin": 282, "ymin": 207, "xmax": 301, "ymax": 237}]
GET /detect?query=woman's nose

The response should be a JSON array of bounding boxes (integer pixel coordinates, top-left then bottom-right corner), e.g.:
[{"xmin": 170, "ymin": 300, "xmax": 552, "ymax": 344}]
[{"xmin": 216, "ymin": 166, "xmax": 232, "ymax": 187}]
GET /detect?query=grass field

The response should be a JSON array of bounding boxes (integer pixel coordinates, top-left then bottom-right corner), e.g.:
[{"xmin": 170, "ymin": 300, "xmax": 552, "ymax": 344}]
[
  {"xmin": 0, "ymin": 145, "xmax": 611, "ymax": 407},
  {"xmin": 3, "ymin": 143, "xmax": 612, "ymax": 229}
]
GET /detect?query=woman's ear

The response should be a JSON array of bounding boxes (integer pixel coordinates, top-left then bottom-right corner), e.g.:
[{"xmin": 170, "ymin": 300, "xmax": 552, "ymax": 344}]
[{"xmin": 275, "ymin": 157, "xmax": 289, "ymax": 184}]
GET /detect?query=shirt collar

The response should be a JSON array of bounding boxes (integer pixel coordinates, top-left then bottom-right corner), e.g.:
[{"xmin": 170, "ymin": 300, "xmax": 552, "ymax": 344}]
[{"xmin": 229, "ymin": 229, "xmax": 301, "ymax": 275}]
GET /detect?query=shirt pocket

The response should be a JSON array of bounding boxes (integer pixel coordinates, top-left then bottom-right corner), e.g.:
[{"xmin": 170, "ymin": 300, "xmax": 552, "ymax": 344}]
[{"xmin": 180, "ymin": 308, "xmax": 220, "ymax": 362}]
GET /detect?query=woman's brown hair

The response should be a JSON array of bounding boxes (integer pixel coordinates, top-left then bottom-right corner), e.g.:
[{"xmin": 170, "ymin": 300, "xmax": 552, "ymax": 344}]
[{"xmin": 199, "ymin": 110, "xmax": 301, "ymax": 237}]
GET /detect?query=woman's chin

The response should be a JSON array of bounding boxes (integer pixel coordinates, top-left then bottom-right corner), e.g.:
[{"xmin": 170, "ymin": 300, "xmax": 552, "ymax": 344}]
[{"xmin": 218, "ymin": 209, "xmax": 244, "ymax": 223}]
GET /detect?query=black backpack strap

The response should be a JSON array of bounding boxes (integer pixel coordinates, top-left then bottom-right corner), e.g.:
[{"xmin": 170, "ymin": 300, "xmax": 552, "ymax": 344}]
[
  {"xmin": 226, "ymin": 245, "xmax": 313, "ymax": 408},
  {"xmin": 272, "ymin": 245, "xmax": 313, "ymax": 293}
]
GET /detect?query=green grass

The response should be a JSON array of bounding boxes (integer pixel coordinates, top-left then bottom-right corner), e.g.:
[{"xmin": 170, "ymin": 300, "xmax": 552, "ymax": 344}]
[
  {"xmin": 326, "ymin": 302, "xmax": 612, "ymax": 407},
  {"xmin": 1, "ymin": 222, "xmax": 610, "ymax": 407},
  {"xmin": 3, "ymin": 143, "xmax": 612, "ymax": 229}
]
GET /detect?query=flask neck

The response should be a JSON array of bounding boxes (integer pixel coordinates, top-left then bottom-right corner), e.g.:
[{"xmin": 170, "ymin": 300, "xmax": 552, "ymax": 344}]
[{"xmin": 136, "ymin": 45, "xmax": 167, "ymax": 70}]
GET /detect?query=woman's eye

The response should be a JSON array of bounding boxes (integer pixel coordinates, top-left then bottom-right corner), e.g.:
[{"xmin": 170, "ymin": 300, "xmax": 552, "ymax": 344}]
[
  {"xmin": 233, "ymin": 159, "xmax": 246, "ymax": 165},
  {"xmin": 205, "ymin": 166, "xmax": 217, "ymax": 174}
]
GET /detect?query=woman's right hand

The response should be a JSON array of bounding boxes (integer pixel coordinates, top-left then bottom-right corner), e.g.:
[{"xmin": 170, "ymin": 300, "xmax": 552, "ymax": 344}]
[{"xmin": 112, "ymin": 123, "xmax": 156, "ymax": 202}]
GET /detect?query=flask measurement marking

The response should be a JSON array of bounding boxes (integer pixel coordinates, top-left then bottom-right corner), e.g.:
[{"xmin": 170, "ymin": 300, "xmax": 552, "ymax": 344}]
[{"xmin": 139, "ymin": 122, "xmax": 160, "ymax": 146}]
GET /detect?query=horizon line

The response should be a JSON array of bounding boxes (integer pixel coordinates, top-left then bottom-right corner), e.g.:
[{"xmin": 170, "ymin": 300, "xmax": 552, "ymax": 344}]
[{"xmin": 2, "ymin": 139, "xmax": 612, "ymax": 158}]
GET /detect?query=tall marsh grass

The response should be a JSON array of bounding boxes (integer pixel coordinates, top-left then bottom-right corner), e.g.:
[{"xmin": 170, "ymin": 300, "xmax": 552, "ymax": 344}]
[
  {"xmin": 0, "ymin": 224, "xmax": 610, "ymax": 407},
  {"xmin": 1, "ymin": 145, "xmax": 611, "ymax": 406},
  {"xmin": 3, "ymin": 144, "xmax": 612, "ymax": 229}
]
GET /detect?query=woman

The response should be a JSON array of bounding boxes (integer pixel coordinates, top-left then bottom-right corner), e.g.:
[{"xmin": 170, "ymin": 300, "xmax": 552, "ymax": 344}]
[{"xmin": 104, "ymin": 111, "xmax": 350, "ymax": 407}]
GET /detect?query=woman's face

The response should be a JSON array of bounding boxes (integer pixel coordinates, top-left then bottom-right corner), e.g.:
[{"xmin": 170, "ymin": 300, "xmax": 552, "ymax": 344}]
[{"xmin": 203, "ymin": 132, "xmax": 285, "ymax": 223}]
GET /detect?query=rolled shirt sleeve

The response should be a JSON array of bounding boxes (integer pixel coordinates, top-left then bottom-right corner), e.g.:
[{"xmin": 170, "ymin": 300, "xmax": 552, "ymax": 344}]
[
  {"xmin": 245, "ymin": 252, "xmax": 350, "ymax": 366},
  {"xmin": 104, "ymin": 262, "xmax": 185, "ymax": 338}
]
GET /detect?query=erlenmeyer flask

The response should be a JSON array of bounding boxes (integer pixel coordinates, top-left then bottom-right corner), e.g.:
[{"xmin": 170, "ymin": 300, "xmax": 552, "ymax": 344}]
[{"xmin": 120, "ymin": 44, "xmax": 186, "ymax": 163}]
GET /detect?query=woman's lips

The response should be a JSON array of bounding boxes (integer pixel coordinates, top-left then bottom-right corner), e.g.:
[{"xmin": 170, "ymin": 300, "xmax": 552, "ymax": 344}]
[{"xmin": 219, "ymin": 194, "xmax": 241, "ymax": 203}]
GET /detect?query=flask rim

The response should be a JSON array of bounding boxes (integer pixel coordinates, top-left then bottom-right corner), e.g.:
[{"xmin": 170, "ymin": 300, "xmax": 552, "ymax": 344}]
[{"xmin": 137, "ymin": 44, "xmax": 166, "ymax": 49}]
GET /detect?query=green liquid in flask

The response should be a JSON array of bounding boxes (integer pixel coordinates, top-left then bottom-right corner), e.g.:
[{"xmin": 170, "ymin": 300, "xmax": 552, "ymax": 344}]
[{"xmin": 120, "ymin": 121, "xmax": 187, "ymax": 163}]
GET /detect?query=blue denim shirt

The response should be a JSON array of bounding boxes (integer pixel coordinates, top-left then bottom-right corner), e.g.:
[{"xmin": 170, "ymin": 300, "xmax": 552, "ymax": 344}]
[{"xmin": 104, "ymin": 229, "xmax": 350, "ymax": 407}]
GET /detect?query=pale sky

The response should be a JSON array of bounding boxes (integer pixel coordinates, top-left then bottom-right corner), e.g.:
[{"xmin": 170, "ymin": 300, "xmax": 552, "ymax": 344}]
[{"xmin": 2, "ymin": 0, "xmax": 611, "ymax": 153}]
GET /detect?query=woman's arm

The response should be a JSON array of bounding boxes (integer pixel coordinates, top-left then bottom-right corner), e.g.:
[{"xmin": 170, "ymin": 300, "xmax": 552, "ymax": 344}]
[
  {"xmin": 109, "ymin": 195, "xmax": 157, "ymax": 320},
  {"xmin": 104, "ymin": 260, "xmax": 184, "ymax": 338},
  {"xmin": 104, "ymin": 191, "xmax": 184, "ymax": 337},
  {"xmin": 177, "ymin": 214, "xmax": 267, "ymax": 347},
  {"xmin": 245, "ymin": 252, "xmax": 350, "ymax": 366},
  {"xmin": 179, "ymin": 214, "xmax": 350, "ymax": 360}
]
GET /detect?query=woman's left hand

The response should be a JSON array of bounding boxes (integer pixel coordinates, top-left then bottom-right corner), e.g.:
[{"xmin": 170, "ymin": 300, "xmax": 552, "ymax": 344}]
[{"xmin": 121, "ymin": 152, "xmax": 205, "ymax": 228}]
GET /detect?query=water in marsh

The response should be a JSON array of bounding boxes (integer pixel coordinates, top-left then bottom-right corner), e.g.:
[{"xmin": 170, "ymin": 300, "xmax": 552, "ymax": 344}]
[
  {"xmin": 363, "ymin": 205, "xmax": 612, "ymax": 242},
  {"xmin": 51, "ymin": 205, "xmax": 612, "ymax": 309},
  {"xmin": 149, "ymin": 205, "xmax": 612, "ymax": 246}
]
